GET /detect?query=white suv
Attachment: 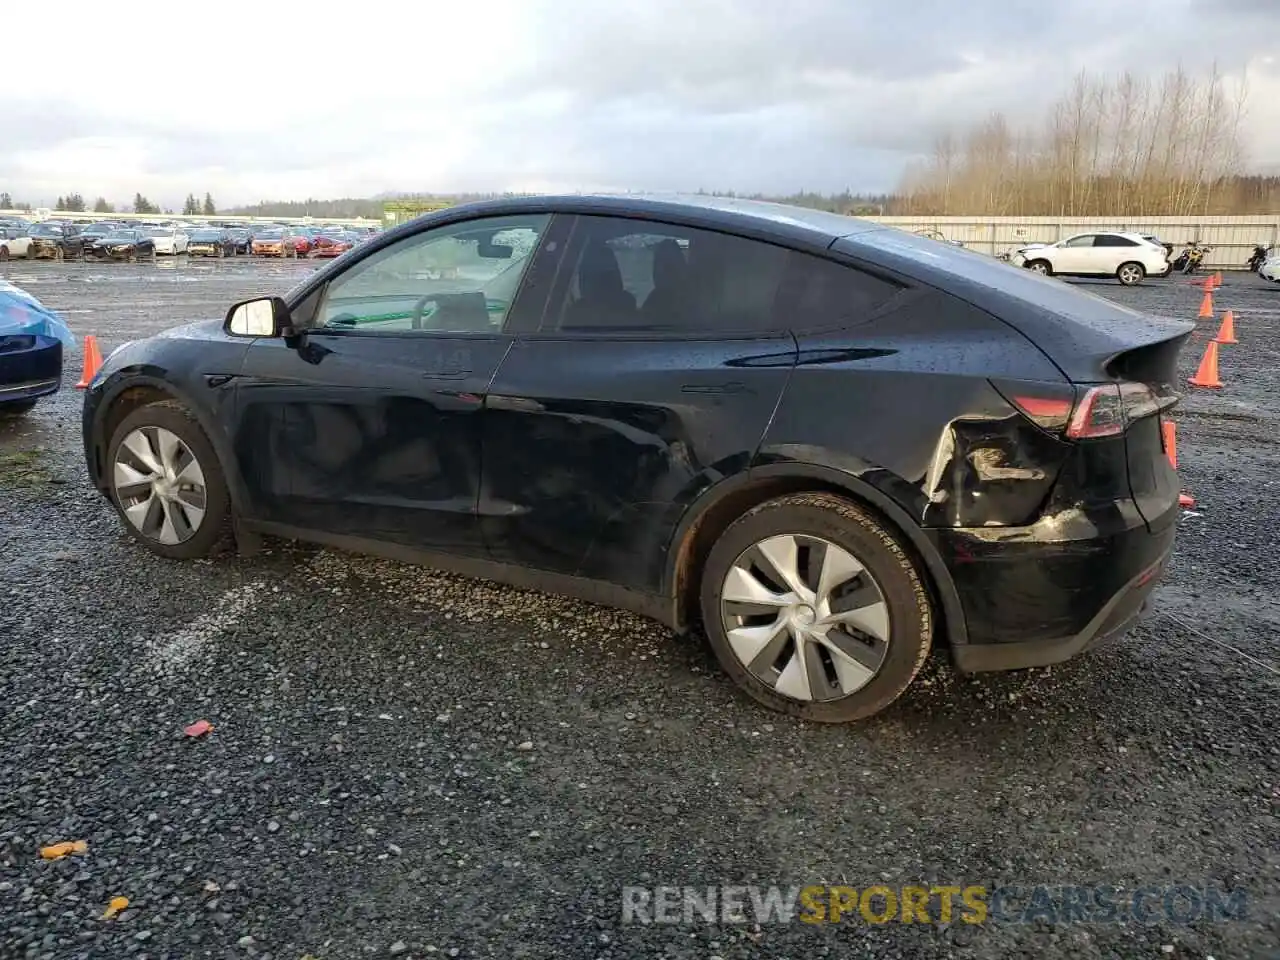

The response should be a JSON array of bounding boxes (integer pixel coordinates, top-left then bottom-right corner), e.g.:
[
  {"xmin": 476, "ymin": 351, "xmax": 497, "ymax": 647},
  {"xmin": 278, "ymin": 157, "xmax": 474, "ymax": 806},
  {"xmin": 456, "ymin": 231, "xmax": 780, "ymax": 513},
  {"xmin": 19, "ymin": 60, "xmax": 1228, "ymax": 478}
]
[
  {"xmin": 1261, "ymin": 254, "xmax": 1280, "ymax": 283},
  {"xmin": 1011, "ymin": 232, "xmax": 1171, "ymax": 285}
]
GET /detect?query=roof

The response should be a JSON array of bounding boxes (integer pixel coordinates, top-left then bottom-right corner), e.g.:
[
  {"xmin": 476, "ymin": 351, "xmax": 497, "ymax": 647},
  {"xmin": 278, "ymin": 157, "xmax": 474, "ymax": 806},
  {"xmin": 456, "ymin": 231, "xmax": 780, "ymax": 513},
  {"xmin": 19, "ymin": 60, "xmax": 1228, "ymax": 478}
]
[{"xmin": 402, "ymin": 193, "xmax": 886, "ymax": 250}]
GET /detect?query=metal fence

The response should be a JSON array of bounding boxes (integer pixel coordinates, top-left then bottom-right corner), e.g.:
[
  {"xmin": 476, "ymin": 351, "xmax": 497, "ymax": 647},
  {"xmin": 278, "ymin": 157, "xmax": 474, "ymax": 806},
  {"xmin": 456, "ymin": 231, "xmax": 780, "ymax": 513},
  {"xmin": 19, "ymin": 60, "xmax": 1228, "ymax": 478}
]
[{"xmin": 863, "ymin": 216, "xmax": 1279, "ymax": 269}]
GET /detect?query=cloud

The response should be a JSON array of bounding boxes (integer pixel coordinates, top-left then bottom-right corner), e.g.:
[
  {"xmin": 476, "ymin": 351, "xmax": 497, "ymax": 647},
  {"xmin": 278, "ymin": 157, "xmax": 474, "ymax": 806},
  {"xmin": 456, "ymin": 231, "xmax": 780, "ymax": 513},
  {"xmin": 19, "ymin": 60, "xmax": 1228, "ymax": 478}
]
[{"xmin": 0, "ymin": 0, "xmax": 1276, "ymax": 206}]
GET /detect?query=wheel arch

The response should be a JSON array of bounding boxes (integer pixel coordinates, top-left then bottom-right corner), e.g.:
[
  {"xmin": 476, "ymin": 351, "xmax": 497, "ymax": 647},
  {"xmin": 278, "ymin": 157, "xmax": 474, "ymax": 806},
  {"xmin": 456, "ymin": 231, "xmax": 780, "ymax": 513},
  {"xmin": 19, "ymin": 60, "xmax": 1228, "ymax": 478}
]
[
  {"xmin": 665, "ymin": 462, "xmax": 968, "ymax": 650},
  {"xmin": 92, "ymin": 375, "xmax": 248, "ymax": 514}
]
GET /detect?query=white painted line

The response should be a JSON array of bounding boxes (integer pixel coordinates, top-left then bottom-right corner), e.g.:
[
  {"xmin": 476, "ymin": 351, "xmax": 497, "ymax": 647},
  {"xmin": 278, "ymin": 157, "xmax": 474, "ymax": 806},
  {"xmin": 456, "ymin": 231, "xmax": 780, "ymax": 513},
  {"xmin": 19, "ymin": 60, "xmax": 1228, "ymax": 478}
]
[{"xmin": 143, "ymin": 582, "xmax": 265, "ymax": 675}]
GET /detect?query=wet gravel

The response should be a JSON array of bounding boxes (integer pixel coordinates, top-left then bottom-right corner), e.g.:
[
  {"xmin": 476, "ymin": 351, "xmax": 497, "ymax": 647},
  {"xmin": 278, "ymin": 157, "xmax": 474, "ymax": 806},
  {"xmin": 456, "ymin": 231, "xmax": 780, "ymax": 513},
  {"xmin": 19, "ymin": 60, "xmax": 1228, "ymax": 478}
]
[{"xmin": 1, "ymin": 258, "xmax": 1278, "ymax": 959}]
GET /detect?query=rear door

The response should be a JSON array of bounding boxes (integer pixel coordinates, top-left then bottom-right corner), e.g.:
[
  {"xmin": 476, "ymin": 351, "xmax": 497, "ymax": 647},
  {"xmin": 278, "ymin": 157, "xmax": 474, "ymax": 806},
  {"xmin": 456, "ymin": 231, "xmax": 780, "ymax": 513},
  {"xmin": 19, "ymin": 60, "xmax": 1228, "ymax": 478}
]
[
  {"xmin": 478, "ymin": 214, "xmax": 799, "ymax": 594},
  {"xmin": 1091, "ymin": 233, "xmax": 1142, "ymax": 274}
]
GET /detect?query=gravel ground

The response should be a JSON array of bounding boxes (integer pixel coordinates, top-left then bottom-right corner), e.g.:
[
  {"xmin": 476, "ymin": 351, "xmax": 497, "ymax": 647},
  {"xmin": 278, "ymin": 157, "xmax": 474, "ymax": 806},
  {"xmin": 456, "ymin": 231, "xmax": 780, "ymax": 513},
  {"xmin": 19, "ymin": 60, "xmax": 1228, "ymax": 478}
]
[{"xmin": 1, "ymin": 258, "xmax": 1277, "ymax": 960}]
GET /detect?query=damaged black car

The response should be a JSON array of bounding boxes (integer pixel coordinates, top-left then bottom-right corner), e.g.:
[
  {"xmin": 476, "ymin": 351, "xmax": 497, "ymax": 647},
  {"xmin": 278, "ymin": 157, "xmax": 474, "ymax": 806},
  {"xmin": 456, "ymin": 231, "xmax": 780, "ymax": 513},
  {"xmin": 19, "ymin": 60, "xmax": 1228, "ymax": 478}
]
[{"xmin": 27, "ymin": 222, "xmax": 85, "ymax": 261}]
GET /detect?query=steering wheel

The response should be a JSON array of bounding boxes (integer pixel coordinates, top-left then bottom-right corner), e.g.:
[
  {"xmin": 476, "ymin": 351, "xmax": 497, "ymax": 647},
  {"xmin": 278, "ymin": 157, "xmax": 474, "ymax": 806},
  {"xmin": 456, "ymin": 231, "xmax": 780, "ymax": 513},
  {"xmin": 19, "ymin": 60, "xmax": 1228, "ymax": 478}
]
[{"xmin": 411, "ymin": 294, "xmax": 437, "ymax": 330}]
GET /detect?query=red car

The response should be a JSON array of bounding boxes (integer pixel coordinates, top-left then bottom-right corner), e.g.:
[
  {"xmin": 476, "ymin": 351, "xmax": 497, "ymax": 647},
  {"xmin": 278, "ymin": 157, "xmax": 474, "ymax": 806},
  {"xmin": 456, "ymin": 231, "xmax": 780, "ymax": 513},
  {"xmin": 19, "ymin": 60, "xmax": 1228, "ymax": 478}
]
[
  {"xmin": 309, "ymin": 232, "xmax": 357, "ymax": 258},
  {"xmin": 289, "ymin": 232, "xmax": 313, "ymax": 257}
]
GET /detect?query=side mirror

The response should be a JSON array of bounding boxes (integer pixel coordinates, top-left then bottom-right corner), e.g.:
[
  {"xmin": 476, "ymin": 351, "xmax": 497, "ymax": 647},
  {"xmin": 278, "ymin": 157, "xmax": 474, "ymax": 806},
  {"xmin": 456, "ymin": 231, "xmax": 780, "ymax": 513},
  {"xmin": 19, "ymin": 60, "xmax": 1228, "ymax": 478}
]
[{"xmin": 225, "ymin": 296, "xmax": 290, "ymax": 337}]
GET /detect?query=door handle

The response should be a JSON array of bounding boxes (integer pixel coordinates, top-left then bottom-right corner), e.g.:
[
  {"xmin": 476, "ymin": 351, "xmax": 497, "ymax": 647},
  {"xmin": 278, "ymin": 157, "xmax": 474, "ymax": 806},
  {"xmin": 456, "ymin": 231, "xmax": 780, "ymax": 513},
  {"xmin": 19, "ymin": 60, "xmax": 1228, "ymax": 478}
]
[
  {"xmin": 487, "ymin": 394, "xmax": 544, "ymax": 413},
  {"xmin": 681, "ymin": 381, "xmax": 747, "ymax": 395}
]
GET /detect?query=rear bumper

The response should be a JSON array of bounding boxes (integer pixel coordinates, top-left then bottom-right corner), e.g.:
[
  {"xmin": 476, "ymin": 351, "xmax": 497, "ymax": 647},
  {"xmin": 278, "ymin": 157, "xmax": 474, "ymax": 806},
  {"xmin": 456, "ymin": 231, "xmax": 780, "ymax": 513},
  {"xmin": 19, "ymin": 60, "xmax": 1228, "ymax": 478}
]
[
  {"xmin": 933, "ymin": 498, "xmax": 1177, "ymax": 673},
  {"xmin": 0, "ymin": 335, "xmax": 63, "ymax": 404}
]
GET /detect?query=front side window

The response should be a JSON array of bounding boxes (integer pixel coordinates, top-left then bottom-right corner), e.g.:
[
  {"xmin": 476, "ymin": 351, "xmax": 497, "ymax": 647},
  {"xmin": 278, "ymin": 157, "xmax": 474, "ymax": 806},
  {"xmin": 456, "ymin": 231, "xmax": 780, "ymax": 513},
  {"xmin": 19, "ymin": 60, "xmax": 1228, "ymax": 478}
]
[
  {"xmin": 1061, "ymin": 235, "xmax": 1095, "ymax": 248},
  {"xmin": 316, "ymin": 214, "xmax": 550, "ymax": 335}
]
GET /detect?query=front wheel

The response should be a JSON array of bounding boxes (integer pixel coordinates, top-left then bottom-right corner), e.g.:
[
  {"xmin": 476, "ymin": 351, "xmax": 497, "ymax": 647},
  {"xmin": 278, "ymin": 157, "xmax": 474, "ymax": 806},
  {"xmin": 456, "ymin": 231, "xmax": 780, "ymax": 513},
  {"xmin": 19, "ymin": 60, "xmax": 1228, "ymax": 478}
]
[
  {"xmin": 106, "ymin": 401, "xmax": 233, "ymax": 559},
  {"xmin": 1116, "ymin": 262, "xmax": 1146, "ymax": 286},
  {"xmin": 699, "ymin": 493, "xmax": 933, "ymax": 722},
  {"xmin": 1025, "ymin": 259, "xmax": 1052, "ymax": 276}
]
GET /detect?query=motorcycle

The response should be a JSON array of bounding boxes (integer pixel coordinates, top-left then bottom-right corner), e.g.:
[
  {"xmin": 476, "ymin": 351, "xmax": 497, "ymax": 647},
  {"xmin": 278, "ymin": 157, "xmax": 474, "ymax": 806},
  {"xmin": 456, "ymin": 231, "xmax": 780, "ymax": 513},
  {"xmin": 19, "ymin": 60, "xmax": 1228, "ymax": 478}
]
[
  {"xmin": 1170, "ymin": 242, "xmax": 1210, "ymax": 275},
  {"xmin": 1247, "ymin": 244, "xmax": 1272, "ymax": 272}
]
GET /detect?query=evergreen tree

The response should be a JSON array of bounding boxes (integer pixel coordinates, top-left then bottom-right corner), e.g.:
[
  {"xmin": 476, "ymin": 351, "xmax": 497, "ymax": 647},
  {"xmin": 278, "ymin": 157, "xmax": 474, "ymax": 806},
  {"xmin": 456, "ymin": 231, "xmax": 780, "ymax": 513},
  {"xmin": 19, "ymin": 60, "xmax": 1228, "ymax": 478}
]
[
  {"xmin": 92, "ymin": 197, "xmax": 113, "ymax": 213},
  {"xmin": 133, "ymin": 193, "xmax": 157, "ymax": 215},
  {"xmin": 0, "ymin": 192, "xmax": 13, "ymax": 209},
  {"xmin": 54, "ymin": 197, "xmax": 66, "ymax": 211},
  {"xmin": 202, "ymin": 192, "xmax": 216, "ymax": 216},
  {"xmin": 65, "ymin": 193, "xmax": 86, "ymax": 212}
]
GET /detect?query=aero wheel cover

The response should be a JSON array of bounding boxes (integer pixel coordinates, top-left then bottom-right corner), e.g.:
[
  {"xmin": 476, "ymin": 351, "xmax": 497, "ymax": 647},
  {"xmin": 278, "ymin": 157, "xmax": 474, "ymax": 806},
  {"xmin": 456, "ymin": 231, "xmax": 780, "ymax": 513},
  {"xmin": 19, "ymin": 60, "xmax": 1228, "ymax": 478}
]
[
  {"xmin": 112, "ymin": 426, "xmax": 208, "ymax": 545},
  {"xmin": 720, "ymin": 534, "xmax": 891, "ymax": 703}
]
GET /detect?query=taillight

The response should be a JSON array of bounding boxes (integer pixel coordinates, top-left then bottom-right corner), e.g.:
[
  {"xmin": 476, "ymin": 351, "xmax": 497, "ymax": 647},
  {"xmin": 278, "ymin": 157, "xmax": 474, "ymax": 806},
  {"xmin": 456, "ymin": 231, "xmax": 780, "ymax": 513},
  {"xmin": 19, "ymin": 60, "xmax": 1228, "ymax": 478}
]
[
  {"xmin": 994, "ymin": 379, "xmax": 1177, "ymax": 439},
  {"xmin": 1066, "ymin": 384, "xmax": 1126, "ymax": 438}
]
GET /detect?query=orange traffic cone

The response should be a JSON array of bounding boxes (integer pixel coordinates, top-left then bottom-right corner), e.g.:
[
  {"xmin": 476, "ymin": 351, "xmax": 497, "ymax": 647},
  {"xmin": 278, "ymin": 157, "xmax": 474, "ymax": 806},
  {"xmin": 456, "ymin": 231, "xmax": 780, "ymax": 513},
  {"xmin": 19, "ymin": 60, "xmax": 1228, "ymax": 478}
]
[
  {"xmin": 1187, "ymin": 340, "xmax": 1222, "ymax": 388},
  {"xmin": 75, "ymin": 335, "xmax": 103, "ymax": 389},
  {"xmin": 1162, "ymin": 420, "xmax": 1178, "ymax": 469},
  {"xmin": 1197, "ymin": 288, "xmax": 1215, "ymax": 319},
  {"xmin": 1213, "ymin": 310, "xmax": 1237, "ymax": 344},
  {"xmin": 1179, "ymin": 493, "xmax": 1196, "ymax": 508},
  {"xmin": 1214, "ymin": 270, "xmax": 1223, "ymax": 286}
]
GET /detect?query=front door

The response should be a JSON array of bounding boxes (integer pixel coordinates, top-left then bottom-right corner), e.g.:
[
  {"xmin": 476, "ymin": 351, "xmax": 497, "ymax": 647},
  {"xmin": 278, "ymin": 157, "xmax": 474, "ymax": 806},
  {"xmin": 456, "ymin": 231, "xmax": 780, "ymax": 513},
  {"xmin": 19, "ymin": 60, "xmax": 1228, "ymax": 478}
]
[
  {"xmin": 479, "ymin": 214, "xmax": 800, "ymax": 594},
  {"xmin": 231, "ymin": 212, "xmax": 556, "ymax": 556},
  {"xmin": 1054, "ymin": 234, "xmax": 1097, "ymax": 273}
]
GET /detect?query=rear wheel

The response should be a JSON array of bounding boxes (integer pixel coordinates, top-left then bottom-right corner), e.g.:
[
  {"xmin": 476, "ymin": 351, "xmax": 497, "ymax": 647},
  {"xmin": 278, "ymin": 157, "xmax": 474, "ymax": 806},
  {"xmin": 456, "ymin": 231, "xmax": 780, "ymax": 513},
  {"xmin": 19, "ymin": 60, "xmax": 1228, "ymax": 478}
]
[
  {"xmin": 1116, "ymin": 262, "xmax": 1145, "ymax": 286},
  {"xmin": 0, "ymin": 246, "xmax": 8, "ymax": 262},
  {"xmin": 1026, "ymin": 259, "xmax": 1052, "ymax": 276},
  {"xmin": 106, "ymin": 401, "xmax": 233, "ymax": 560},
  {"xmin": 699, "ymin": 493, "xmax": 933, "ymax": 722}
]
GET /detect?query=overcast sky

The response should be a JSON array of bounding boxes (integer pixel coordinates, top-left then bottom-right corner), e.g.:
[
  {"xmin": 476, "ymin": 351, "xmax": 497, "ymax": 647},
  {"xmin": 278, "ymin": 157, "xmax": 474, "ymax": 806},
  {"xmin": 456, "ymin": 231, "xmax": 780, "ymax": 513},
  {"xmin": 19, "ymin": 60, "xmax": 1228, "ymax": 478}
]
[{"xmin": 3, "ymin": 1, "xmax": 1277, "ymax": 208}]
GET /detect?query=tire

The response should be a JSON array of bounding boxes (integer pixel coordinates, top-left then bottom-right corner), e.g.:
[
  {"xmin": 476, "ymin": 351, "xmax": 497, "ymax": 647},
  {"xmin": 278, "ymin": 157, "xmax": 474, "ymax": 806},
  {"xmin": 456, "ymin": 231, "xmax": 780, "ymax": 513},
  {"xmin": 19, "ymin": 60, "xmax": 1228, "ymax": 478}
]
[
  {"xmin": 1025, "ymin": 259, "xmax": 1052, "ymax": 276},
  {"xmin": 699, "ymin": 493, "xmax": 933, "ymax": 723},
  {"xmin": 27, "ymin": 245, "xmax": 39, "ymax": 261},
  {"xmin": 0, "ymin": 246, "xmax": 9, "ymax": 262},
  {"xmin": 1116, "ymin": 262, "xmax": 1145, "ymax": 286},
  {"xmin": 0, "ymin": 399, "xmax": 38, "ymax": 417},
  {"xmin": 53, "ymin": 246, "xmax": 64, "ymax": 262},
  {"xmin": 105, "ymin": 400, "xmax": 233, "ymax": 560}
]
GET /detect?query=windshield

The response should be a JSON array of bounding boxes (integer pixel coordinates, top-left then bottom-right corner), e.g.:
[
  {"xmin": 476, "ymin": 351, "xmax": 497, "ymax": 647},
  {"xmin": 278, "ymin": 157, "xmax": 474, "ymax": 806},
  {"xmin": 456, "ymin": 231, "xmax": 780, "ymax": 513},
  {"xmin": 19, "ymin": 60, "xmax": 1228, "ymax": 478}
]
[
  {"xmin": 31, "ymin": 224, "xmax": 64, "ymax": 237},
  {"xmin": 144, "ymin": 228, "xmax": 172, "ymax": 238},
  {"xmin": 190, "ymin": 230, "xmax": 223, "ymax": 240},
  {"xmin": 256, "ymin": 229, "xmax": 284, "ymax": 239},
  {"xmin": 106, "ymin": 230, "xmax": 138, "ymax": 240}
]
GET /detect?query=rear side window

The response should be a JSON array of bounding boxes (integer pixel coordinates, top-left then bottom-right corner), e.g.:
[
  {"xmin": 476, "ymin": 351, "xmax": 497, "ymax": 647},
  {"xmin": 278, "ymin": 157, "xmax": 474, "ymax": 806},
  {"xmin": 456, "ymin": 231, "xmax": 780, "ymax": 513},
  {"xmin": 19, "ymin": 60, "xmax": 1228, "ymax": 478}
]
[
  {"xmin": 1094, "ymin": 235, "xmax": 1139, "ymax": 247},
  {"xmin": 546, "ymin": 216, "xmax": 792, "ymax": 335},
  {"xmin": 777, "ymin": 251, "xmax": 905, "ymax": 331}
]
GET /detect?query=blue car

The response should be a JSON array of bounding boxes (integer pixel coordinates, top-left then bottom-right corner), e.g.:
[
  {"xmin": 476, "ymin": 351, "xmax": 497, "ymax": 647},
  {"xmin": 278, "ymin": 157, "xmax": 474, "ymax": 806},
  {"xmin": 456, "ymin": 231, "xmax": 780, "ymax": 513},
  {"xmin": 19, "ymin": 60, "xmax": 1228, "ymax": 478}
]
[{"xmin": 0, "ymin": 281, "xmax": 74, "ymax": 416}]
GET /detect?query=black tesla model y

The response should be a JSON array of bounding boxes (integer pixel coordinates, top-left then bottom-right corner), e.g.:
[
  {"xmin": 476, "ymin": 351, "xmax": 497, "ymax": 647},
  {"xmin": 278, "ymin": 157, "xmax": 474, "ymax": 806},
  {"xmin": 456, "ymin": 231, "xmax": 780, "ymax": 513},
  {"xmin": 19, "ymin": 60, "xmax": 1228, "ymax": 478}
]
[{"xmin": 82, "ymin": 196, "xmax": 1192, "ymax": 721}]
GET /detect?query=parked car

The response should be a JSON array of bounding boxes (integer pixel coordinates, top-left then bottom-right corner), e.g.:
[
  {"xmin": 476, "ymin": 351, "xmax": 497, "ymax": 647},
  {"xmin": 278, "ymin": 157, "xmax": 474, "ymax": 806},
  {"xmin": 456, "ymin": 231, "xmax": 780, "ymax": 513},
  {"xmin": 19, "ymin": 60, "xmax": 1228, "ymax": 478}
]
[
  {"xmin": 1010, "ymin": 232, "xmax": 1170, "ymax": 285},
  {"xmin": 227, "ymin": 228, "xmax": 253, "ymax": 254},
  {"xmin": 0, "ymin": 278, "xmax": 74, "ymax": 416},
  {"xmin": 309, "ymin": 231, "xmax": 358, "ymax": 258},
  {"xmin": 289, "ymin": 231, "xmax": 313, "ymax": 257},
  {"xmin": 81, "ymin": 195, "xmax": 1191, "ymax": 722},
  {"xmin": 1259, "ymin": 253, "xmax": 1280, "ymax": 283},
  {"xmin": 250, "ymin": 228, "xmax": 297, "ymax": 258},
  {"xmin": 0, "ymin": 226, "xmax": 34, "ymax": 261},
  {"xmin": 187, "ymin": 228, "xmax": 238, "ymax": 258},
  {"xmin": 27, "ymin": 222, "xmax": 86, "ymax": 260},
  {"xmin": 84, "ymin": 228, "xmax": 157, "ymax": 262},
  {"xmin": 144, "ymin": 226, "xmax": 189, "ymax": 256}
]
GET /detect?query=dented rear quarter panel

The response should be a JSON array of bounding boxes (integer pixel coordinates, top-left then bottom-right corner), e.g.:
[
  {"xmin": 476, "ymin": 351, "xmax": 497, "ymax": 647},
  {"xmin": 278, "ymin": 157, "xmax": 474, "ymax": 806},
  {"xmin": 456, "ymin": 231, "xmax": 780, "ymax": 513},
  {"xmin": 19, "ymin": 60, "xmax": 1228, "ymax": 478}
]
[{"xmin": 756, "ymin": 290, "xmax": 1072, "ymax": 530}]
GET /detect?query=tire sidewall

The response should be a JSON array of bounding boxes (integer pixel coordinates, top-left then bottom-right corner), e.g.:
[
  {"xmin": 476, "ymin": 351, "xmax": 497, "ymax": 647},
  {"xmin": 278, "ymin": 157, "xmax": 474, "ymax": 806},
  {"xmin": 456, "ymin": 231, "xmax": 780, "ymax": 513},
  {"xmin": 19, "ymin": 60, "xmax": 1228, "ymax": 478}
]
[
  {"xmin": 1117, "ymin": 262, "xmax": 1145, "ymax": 286},
  {"xmin": 105, "ymin": 402, "xmax": 232, "ymax": 559},
  {"xmin": 699, "ymin": 494, "xmax": 932, "ymax": 723}
]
